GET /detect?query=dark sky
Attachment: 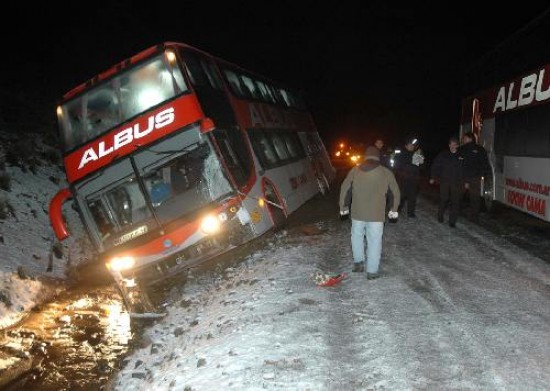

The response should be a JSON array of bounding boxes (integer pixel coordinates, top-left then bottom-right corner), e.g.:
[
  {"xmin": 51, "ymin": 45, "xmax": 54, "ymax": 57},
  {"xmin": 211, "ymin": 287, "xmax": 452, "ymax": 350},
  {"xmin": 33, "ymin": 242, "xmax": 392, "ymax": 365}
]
[{"xmin": 3, "ymin": 2, "xmax": 550, "ymax": 152}]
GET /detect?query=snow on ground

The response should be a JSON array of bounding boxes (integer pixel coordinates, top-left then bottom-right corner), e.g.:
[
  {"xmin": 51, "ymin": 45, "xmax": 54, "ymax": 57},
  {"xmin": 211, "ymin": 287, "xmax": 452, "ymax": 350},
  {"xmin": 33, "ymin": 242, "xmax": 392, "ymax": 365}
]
[
  {"xmin": 111, "ymin": 198, "xmax": 550, "ymax": 391},
  {"xmin": 0, "ymin": 132, "xmax": 92, "ymax": 329}
]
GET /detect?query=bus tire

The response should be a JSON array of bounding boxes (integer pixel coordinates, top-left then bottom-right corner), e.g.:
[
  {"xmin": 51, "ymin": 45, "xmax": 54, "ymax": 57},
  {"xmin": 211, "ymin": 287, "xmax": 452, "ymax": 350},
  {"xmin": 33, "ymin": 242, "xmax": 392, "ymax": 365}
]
[{"xmin": 482, "ymin": 174, "xmax": 497, "ymax": 213}]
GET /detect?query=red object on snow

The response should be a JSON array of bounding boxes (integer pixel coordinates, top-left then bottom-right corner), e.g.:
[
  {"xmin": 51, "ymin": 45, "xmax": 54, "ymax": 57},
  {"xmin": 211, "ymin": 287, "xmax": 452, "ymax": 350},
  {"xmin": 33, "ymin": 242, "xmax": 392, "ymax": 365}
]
[{"xmin": 318, "ymin": 273, "xmax": 348, "ymax": 287}]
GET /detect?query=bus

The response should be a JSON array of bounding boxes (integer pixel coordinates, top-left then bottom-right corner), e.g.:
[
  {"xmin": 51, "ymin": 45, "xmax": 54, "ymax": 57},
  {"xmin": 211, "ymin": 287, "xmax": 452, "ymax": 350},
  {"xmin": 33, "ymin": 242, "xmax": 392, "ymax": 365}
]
[
  {"xmin": 49, "ymin": 42, "xmax": 335, "ymax": 313},
  {"xmin": 459, "ymin": 11, "xmax": 550, "ymax": 222}
]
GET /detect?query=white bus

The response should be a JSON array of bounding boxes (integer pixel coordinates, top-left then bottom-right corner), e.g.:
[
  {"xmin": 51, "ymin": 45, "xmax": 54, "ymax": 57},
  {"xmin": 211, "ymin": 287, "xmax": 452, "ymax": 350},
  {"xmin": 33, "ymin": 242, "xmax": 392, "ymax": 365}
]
[{"xmin": 459, "ymin": 11, "xmax": 550, "ymax": 220}]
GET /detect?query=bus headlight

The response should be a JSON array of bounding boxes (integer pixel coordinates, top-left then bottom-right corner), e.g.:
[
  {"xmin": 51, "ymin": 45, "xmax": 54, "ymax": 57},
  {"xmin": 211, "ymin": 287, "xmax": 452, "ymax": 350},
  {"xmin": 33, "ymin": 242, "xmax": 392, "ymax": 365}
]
[
  {"xmin": 200, "ymin": 215, "xmax": 221, "ymax": 235},
  {"xmin": 107, "ymin": 256, "xmax": 135, "ymax": 272}
]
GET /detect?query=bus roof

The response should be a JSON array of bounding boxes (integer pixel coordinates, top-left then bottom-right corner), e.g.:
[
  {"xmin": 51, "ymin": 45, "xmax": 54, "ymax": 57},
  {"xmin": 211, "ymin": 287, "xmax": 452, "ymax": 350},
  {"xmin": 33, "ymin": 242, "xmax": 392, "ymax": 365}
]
[{"xmin": 61, "ymin": 41, "xmax": 296, "ymax": 103}]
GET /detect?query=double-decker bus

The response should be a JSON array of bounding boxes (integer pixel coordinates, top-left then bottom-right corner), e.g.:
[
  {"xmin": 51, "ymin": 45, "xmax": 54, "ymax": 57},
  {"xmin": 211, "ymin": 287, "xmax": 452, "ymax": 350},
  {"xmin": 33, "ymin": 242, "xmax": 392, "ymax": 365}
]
[
  {"xmin": 459, "ymin": 11, "xmax": 550, "ymax": 221},
  {"xmin": 49, "ymin": 42, "xmax": 335, "ymax": 312}
]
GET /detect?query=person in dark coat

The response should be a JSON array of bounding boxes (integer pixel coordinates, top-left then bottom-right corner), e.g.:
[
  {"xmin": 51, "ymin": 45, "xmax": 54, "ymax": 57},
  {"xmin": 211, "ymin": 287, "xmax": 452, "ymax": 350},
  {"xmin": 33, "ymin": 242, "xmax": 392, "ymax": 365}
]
[
  {"xmin": 394, "ymin": 138, "xmax": 424, "ymax": 218},
  {"xmin": 429, "ymin": 136, "xmax": 463, "ymax": 227},
  {"xmin": 459, "ymin": 132, "xmax": 491, "ymax": 222},
  {"xmin": 373, "ymin": 138, "xmax": 390, "ymax": 168},
  {"xmin": 339, "ymin": 146, "xmax": 400, "ymax": 278}
]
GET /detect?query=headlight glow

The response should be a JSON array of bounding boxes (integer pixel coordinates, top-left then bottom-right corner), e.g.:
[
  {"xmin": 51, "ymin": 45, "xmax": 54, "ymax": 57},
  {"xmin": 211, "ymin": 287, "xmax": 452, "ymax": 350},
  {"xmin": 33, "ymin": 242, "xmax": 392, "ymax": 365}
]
[
  {"xmin": 166, "ymin": 50, "xmax": 177, "ymax": 63},
  {"xmin": 200, "ymin": 215, "xmax": 221, "ymax": 235},
  {"xmin": 107, "ymin": 256, "xmax": 135, "ymax": 272}
]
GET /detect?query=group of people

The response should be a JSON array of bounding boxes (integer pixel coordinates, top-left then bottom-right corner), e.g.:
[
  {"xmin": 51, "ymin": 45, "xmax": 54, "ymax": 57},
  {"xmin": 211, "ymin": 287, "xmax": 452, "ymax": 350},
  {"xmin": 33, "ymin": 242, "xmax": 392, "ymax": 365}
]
[
  {"xmin": 338, "ymin": 132, "xmax": 490, "ymax": 278},
  {"xmin": 430, "ymin": 132, "xmax": 491, "ymax": 227}
]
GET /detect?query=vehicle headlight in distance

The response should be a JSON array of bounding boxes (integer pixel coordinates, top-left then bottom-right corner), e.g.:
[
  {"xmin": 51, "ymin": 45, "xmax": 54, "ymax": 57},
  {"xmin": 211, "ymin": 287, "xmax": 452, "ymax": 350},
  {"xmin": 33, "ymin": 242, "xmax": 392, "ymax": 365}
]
[
  {"xmin": 200, "ymin": 214, "xmax": 221, "ymax": 235},
  {"xmin": 107, "ymin": 256, "xmax": 135, "ymax": 272}
]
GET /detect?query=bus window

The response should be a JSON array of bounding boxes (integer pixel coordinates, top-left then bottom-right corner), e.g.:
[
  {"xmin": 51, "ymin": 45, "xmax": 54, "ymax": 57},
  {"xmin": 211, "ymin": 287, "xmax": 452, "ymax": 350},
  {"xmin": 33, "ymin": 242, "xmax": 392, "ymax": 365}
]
[
  {"xmin": 86, "ymin": 87, "xmax": 120, "ymax": 138},
  {"xmin": 87, "ymin": 199, "xmax": 115, "ymax": 240},
  {"xmin": 279, "ymin": 88, "xmax": 292, "ymax": 107},
  {"xmin": 139, "ymin": 136, "xmax": 233, "ymax": 224},
  {"xmin": 223, "ymin": 69, "xmax": 245, "ymax": 97},
  {"xmin": 283, "ymin": 132, "xmax": 304, "ymax": 158},
  {"xmin": 202, "ymin": 61, "xmax": 223, "ymax": 90},
  {"xmin": 241, "ymin": 75, "xmax": 261, "ymax": 100},
  {"xmin": 271, "ymin": 133, "xmax": 290, "ymax": 161},
  {"xmin": 85, "ymin": 178, "xmax": 152, "ymax": 244},
  {"xmin": 121, "ymin": 58, "xmax": 187, "ymax": 118},
  {"xmin": 256, "ymin": 80, "xmax": 276, "ymax": 103},
  {"xmin": 250, "ymin": 131, "xmax": 279, "ymax": 168},
  {"xmin": 184, "ymin": 51, "xmax": 223, "ymax": 90}
]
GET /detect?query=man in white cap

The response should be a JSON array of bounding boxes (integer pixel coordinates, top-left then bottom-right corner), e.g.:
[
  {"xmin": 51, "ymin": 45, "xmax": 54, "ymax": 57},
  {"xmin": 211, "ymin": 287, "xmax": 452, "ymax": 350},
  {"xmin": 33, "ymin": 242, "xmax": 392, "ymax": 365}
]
[{"xmin": 339, "ymin": 146, "xmax": 401, "ymax": 279}]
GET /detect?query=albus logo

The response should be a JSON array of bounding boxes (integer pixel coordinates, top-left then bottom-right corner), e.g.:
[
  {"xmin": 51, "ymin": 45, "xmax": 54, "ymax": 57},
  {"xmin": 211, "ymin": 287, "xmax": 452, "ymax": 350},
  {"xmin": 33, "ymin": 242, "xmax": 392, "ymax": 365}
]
[{"xmin": 78, "ymin": 108, "xmax": 175, "ymax": 169}]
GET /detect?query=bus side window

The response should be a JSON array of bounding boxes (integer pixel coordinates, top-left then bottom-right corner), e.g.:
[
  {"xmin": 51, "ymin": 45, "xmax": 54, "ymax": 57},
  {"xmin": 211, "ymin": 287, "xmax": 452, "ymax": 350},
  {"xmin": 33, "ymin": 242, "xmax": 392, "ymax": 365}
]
[
  {"xmin": 270, "ymin": 133, "xmax": 290, "ymax": 161},
  {"xmin": 256, "ymin": 80, "xmax": 276, "ymax": 103},
  {"xmin": 250, "ymin": 131, "xmax": 279, "ymax": 168},
  {"xmin": 241, "ymin": 75, "xmax": 261, "ymax": 100},
  {"xmin": 223, "ymin": 69, "xmax": 245, "ymax": 97},
  {"xmin": 283, "ymin": 132, "xmax": 304, "ymax": 158}
]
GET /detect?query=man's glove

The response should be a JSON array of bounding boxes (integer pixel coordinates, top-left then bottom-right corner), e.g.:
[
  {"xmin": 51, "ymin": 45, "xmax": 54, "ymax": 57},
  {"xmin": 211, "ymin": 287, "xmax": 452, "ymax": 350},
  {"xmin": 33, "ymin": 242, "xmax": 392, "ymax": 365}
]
[
  {"xmin": 340, "ymin": 209, "xmax": 349, "ymax": 220},
  {"xmin": 388, "ymin": 210, "xmax": 399, "ymax": 220},
  {"xmin": 412, "ymin": 151, "xmax": 424, "ymax": 166}
]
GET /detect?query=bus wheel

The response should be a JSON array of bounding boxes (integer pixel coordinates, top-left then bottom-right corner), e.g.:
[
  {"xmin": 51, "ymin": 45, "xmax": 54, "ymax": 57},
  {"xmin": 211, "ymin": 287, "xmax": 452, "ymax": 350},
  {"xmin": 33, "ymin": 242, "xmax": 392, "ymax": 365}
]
[
  {"xmin": 264, "ymin": 181, "xmax": 287, "ymax": 229},
  {"xmin": 482, "ymin": 175, "xmax": 496, "ymax": 213},
  {"xmin": 118, "ymin": 281, "xmax": 156, "ymax": 314}
]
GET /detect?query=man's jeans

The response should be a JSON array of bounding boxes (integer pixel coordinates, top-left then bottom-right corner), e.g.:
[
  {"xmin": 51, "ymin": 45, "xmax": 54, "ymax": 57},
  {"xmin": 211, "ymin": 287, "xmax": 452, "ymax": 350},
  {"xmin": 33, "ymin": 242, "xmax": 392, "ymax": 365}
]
[{"xmin": 351, "ymin": 219, "xmax": 384, "ymax": 274}]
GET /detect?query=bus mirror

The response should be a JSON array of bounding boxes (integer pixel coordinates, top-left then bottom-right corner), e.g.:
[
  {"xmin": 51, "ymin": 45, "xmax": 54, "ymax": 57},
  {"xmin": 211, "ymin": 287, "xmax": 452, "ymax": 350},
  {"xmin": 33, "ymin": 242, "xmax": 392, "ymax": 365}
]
[
  {"xmin": 49, "ymin": 188, "xmax": 73, "ymax": 241},
  {"xmin": 200, "ymin": 117, "xmax": 216, "ymax": 133}
]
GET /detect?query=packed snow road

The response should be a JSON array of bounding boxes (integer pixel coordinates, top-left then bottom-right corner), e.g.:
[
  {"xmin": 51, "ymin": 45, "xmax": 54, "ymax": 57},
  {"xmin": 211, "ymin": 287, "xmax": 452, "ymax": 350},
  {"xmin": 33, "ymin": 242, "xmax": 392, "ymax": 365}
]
[{"xmin": 110, "ymin": 179, "xmax": 550, "ymax": 390}]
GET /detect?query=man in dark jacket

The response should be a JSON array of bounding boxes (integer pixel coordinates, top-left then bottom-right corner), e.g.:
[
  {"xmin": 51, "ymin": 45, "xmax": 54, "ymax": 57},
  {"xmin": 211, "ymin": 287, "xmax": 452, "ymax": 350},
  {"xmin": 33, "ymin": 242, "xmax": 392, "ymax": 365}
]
[
  {"xmin": 394, "ymin": 138, "xmax": 424, "ymax": 218},
  {"xmin": 373, "ymin": 138, "xmax": 390, "ymax": 168},
  {"xmin": 459, "ymin": 132, "xmax": 491, "ymax": 222},
  {"xmin": 339, "ymin": 146, "xmax": 400, "ymax": 278},
  {"xmin": 429, "ymin": 136, "xmax": 463, "ymax": 227},
  {"xmin": 373, "ymin": 138, "xmax": 393, "ymax": 219}
]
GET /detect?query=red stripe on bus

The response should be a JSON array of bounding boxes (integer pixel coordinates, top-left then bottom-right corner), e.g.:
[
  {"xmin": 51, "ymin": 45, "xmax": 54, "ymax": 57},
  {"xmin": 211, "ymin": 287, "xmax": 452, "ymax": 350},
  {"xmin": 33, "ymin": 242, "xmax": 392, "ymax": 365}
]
[{"xmin": 63, "ymin": 95, "xmax": 204, "ymax": 183}]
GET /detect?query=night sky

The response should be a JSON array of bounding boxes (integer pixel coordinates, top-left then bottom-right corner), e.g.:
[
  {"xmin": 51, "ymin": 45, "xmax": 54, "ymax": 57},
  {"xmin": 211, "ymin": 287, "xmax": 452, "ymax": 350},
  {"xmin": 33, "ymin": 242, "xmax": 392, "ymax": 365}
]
[{"xmin": 3, "ymin": 2, "xmax": 550, "ymax": 154}]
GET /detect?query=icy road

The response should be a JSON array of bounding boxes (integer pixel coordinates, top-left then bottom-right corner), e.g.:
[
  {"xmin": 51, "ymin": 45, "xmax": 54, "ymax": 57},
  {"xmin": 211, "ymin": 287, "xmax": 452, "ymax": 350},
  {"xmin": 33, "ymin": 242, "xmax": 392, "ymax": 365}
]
[{"xmin": 111, "ymin": 186, "xmax": 550, "ymax": 391}]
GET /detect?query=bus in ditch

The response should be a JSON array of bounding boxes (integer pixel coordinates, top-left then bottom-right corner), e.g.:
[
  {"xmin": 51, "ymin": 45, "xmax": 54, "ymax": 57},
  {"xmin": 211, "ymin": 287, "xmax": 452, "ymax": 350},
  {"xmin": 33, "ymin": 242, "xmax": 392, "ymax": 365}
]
[
  {"xmin": 459, "ymin": 12, "xmax": 550, "ymax": 222},
  {"xmin": 49, "ymin": 42, "xmax": 335, "ymax": 313}
]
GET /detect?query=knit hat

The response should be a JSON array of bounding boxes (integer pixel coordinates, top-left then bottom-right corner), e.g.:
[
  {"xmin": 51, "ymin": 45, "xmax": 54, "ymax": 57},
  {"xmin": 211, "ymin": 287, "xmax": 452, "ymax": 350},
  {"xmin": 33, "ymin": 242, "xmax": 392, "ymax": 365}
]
[{"xmin": 364, "ymin": 146, "xmax": 380, "ymax": 161}]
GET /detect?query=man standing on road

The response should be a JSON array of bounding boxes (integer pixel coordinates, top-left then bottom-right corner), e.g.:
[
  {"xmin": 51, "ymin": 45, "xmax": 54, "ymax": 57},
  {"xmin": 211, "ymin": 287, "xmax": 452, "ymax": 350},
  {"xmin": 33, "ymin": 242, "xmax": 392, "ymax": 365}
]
[
  {"xmin": 339, "ymin": 146, "xmax": 401, "ymax": 279},
  {"xmin": 459, "ymin": 132, "xmax": 491, "ymax": 222},
  {"xmin": 373, "ymin": 137, "xmax": 390, "ymax": 168},
  {"xmin": 394, "ymin": 137, "xmax": 425, "ymax": 218},
  {"xmin": 429, "ymin": 136, "xmax": 464, "ymax": 227}
]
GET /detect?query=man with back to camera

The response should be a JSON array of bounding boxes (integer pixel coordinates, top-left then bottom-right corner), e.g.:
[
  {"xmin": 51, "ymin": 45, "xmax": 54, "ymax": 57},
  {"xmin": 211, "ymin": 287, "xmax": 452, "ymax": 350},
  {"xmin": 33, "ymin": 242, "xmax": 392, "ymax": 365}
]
[
  {"xmin": 429, "ymin": 136, "xmax": 464, "ymax": 227},
  {"xmin": 339, "ymin": 146, "xmax": 401, "ymax": 279},
  {"xmin": 459, "ymin": 132, "xmax": 490, "ymax": 222}
]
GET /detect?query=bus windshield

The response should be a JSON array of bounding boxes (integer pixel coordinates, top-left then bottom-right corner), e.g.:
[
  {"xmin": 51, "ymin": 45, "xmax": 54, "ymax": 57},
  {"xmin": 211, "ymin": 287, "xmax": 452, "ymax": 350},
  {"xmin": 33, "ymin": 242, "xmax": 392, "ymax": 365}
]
[
  {"xmin": 59, "ymin": 53, "xmax": 188, "ymax": 152},
  {"xmin": 76, "ymin": 128, "xmax": 233, "ymax": 249}
]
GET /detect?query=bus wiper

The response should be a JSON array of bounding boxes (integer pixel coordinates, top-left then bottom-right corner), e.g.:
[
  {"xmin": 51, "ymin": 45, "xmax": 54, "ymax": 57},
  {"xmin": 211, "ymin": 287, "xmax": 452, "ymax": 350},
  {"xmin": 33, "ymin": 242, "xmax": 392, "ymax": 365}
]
[{"xmin": 147, "ymin": 143, "xmax": 199, "ymax": 156}]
